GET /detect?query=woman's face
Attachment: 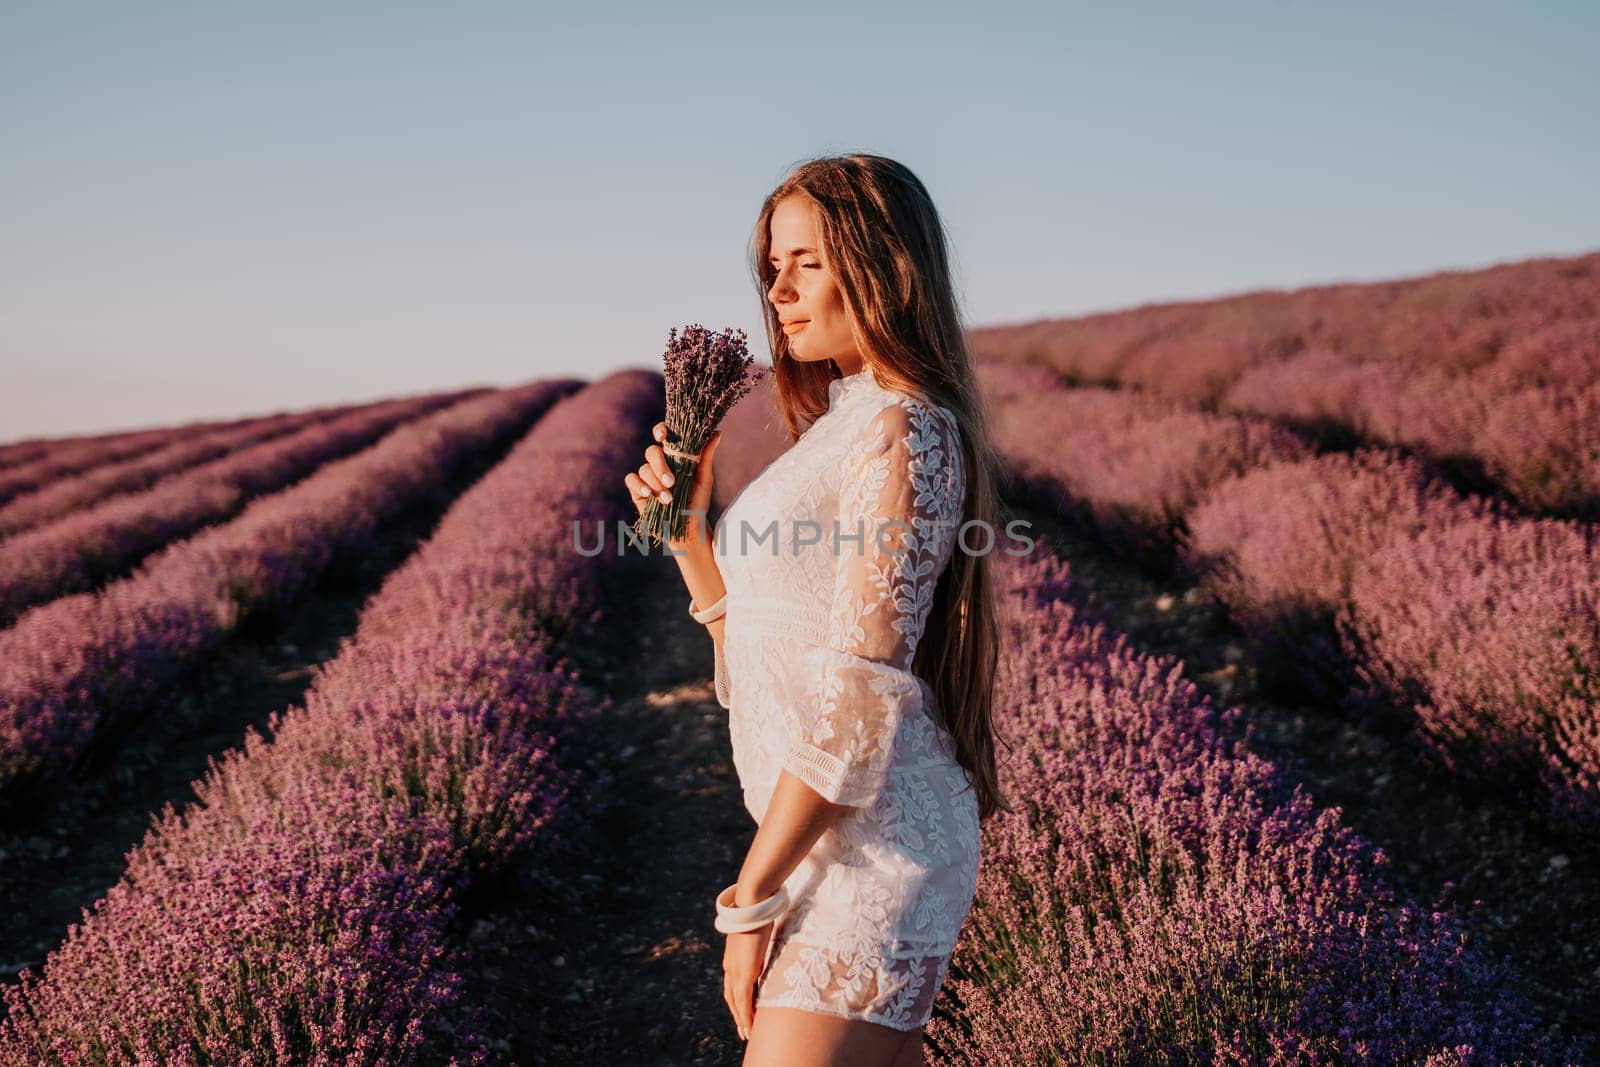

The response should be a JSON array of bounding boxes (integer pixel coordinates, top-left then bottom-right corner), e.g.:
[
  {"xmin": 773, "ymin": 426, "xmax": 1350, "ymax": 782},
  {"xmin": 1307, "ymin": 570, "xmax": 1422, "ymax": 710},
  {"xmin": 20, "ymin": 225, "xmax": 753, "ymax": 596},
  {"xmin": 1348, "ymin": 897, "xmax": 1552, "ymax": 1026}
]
[{"xmin": 767, "ymin": 194, "xmax": 863, "ymax": 375}]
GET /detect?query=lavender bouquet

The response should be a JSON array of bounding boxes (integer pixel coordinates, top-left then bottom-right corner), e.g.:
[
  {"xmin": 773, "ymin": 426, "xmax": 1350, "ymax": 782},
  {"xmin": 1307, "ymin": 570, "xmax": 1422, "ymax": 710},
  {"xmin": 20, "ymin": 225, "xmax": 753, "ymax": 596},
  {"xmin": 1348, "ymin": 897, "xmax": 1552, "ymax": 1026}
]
[{"xmin": 633, "ymin": 324, "xmax": 762, "ymax": 547}]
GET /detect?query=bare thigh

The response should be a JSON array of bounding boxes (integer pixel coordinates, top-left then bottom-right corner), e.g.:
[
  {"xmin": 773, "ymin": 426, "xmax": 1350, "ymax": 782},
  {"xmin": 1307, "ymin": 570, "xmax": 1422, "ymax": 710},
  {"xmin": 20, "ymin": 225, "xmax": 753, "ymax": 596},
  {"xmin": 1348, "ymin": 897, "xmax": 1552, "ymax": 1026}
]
[{"xmin": 742, "ymin": 1006, "xmax": 923, "ymax": 1067}]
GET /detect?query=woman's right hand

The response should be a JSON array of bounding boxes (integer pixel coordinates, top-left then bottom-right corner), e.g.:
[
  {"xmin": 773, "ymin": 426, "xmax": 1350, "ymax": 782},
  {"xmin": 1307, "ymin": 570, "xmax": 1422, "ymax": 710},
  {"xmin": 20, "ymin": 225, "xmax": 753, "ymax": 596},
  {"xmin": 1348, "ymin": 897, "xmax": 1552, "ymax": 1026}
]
[{"xmin": 625, "ymin": 421, "xmax": 722, "ymax": 551}]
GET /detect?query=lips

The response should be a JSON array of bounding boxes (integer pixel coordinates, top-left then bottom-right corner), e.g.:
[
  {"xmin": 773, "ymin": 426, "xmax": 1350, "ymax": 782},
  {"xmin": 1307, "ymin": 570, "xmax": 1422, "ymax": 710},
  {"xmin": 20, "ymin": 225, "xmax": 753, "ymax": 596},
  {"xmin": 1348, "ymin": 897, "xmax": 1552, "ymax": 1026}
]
[{"xmin": 782, "ymin": 320, "xmax": 808, "ymax": 332}]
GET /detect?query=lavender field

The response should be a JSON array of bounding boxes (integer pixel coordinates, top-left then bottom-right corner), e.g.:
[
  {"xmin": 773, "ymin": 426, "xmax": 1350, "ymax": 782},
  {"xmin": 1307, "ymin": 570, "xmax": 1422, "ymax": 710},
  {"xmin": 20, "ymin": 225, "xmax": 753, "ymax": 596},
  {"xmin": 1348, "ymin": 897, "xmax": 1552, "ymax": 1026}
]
[{"xmin": 0, "ymin": 251, "xmax": 1596, "ymax": 1063}]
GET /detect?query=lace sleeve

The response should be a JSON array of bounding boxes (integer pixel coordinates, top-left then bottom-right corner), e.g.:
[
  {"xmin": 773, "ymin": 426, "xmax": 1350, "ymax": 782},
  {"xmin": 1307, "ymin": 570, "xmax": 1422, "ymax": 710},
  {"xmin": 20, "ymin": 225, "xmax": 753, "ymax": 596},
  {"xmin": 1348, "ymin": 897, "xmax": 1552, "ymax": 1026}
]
[{"xmin": 781, "ymin": 398, "xmax": 965, "ymax": 808}]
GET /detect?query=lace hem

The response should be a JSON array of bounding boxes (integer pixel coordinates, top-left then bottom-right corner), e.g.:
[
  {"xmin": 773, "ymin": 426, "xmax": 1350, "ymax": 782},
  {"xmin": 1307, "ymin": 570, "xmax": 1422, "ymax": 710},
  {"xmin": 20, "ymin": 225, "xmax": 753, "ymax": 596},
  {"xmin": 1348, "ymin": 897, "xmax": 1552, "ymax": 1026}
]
[
  {"xmin": 755, "ymin": 932, "xmax": 953, "ymax": 1032},
  {"xmin": 783, "ymin": 738, "xmax": 854, "ymax": 805}
]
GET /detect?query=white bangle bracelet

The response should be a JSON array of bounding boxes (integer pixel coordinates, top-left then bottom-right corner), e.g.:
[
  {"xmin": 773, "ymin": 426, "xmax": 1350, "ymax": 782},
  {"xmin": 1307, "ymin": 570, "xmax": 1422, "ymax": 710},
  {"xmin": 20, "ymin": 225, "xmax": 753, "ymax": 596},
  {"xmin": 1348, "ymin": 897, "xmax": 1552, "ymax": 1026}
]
[
  {"xmin": 714, "ymin": 882, "xmax": 789, "ymax": 934},
  {"xmin": 689, "ymin": 592, "xmax": 728, "ymax": 624}
]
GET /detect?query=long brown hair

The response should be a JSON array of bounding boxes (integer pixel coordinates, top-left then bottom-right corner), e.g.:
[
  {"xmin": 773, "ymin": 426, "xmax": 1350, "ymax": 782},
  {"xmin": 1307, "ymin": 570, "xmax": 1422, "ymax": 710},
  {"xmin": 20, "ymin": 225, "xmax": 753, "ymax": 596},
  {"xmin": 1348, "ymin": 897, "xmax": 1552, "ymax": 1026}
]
[{"xmin": 749, "ymin": 153, "xmax": 1016, "ymax": 822}]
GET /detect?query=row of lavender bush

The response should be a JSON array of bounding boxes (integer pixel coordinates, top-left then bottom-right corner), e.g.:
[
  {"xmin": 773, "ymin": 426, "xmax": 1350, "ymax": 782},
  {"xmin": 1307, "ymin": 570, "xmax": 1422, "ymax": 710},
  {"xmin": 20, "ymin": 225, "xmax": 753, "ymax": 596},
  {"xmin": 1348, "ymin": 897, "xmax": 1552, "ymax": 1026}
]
[
  {"xmin": 974, "ymin": 252, "xmax": 1598, "ymax": 397},
  {"xmin": 0, "ymin": 418, "xmax": 256, "ymax": 506},
  {"xmin": 970, "ymin": 251, "xmax": 1600, "ymax": 516},
  {"xmin": 0, "ymin": 390, "xmax": 476, "ymax": 627},
  {"xmin": 924, "ymin": 547, "xmax": 1585, "ymax": 1065},
  {"xmin": 0, "ymin": 433, "xmax": 121, "ymax": 475},
  {"xmin": 977, "ymin": 362, "xmax": 1314, "ymax": 568},
  {"xmin": 0, "ymin": 370, "xmax": 651, "ymax": 1064},
  {"xmin": 0, "ymin": 399, "xmax": 368, "ymax": 538},
  {"xmin": 0, "ymin": 382, "xmax": 567, "ymax": 803},
  {"xmin": 1185, "ymin": 451, "xmax": 1600, "ymax": 837},
  {"xmin": 978, "ymin": 360, "xmax": 1600, "ymax": 840},
  {"xmin": 1219, "ymin": 342, "xmax": 1600, "ymax": 517}
]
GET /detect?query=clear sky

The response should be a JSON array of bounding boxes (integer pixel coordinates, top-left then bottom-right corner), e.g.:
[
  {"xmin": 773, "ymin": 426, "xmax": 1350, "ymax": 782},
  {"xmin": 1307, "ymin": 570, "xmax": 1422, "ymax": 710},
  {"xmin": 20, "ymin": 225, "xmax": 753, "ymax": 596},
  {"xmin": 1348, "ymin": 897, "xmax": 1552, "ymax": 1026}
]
[{"xmin": 2, "ymin": 0, "xmax": 1596, "ymax": 443}]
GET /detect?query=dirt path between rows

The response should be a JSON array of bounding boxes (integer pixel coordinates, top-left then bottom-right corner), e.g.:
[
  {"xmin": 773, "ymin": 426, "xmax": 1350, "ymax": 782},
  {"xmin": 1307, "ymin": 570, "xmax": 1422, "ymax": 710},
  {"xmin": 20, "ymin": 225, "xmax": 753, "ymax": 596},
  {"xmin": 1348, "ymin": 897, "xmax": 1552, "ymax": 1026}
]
[{"xmin": 452, "ymin": 542, "xmax": 750, "ymax": 1065}]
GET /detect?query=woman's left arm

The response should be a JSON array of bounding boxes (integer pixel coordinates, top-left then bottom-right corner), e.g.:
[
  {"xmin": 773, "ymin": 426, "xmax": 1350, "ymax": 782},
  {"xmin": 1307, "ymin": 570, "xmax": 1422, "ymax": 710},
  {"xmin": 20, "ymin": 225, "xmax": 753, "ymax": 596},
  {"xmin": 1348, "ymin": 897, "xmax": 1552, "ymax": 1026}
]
[
  {"xmin": 723, "ymin": 770, "xmax": 849, "ymax": 1041},
  {"xmin": 734, "ymin": 770, "xmax": 850, "ymax": 906}
]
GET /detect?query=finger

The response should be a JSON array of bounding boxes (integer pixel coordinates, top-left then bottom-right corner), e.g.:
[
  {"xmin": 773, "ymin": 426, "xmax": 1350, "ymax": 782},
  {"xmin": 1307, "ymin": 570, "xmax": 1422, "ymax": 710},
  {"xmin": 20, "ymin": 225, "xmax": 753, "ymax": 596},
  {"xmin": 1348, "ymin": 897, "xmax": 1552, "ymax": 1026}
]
[
  {"xmin": 737, "ymin": 983, "xmax": 752, "ymax": 1040},
  {"xmin": 724, "ymin": 980, "xmax": 742, "ymax": 1039},
  {"xmin": 725, "ymin": 972, "xmax": 749, "ymax": 1039},
  {"xmin": 644, "ymin": 443, "xmax": 675, "ymax": 489},
  {"xmin": 636, "ymin": 462, "xmax": 671, "ymax": 504},
  {"xmin": 688, "ymin": 433, "xmax": 718, "ymax": 499},
  {"xmin": 623, "ymin": 472, "xmax": 654, "ymax": 507}
]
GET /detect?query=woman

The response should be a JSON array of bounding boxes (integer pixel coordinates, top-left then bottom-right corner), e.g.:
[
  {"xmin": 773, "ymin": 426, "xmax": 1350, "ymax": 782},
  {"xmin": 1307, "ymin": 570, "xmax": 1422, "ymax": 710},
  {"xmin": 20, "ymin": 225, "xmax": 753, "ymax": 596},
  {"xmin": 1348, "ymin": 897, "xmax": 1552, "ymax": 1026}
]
[{"xmin": 626, "ymin": 154, "xmax": 1012, "ymax": 1067}]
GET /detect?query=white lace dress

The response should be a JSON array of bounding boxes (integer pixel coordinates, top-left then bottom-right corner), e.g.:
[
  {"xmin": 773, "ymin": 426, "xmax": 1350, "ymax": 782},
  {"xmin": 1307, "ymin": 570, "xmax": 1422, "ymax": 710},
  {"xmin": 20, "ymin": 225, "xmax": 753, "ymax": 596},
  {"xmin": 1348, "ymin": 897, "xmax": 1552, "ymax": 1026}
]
[{"xmin": 709, "ymin": 365, "xmax": 982, "ymax": 1032}]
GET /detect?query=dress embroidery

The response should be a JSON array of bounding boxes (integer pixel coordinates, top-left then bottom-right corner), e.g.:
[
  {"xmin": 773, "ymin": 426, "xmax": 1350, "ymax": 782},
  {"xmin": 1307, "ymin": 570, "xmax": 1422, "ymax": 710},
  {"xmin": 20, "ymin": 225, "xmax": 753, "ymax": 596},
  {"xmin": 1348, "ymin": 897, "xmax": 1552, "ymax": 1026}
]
[{"xmin": 712, "ymin": 366, "xmax": 981, "ymax": 1032}]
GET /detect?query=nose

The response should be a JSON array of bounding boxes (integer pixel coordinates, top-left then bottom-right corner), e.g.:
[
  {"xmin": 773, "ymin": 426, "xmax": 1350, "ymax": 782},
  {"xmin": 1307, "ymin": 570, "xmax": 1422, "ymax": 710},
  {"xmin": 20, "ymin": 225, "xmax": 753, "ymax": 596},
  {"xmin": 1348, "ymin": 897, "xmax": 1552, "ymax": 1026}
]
[{"xmin": 768, "ymin": 262, "xmax": 796, "ymax": 307}]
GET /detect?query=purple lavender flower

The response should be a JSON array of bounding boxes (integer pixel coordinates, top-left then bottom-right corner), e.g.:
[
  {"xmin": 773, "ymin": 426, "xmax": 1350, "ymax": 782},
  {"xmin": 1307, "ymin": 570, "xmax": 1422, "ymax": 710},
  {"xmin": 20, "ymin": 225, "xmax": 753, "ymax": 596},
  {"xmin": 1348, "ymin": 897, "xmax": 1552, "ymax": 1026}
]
[{"xmin": 633, "ymin": 323, "xmax": 762, "ymax": 546}]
